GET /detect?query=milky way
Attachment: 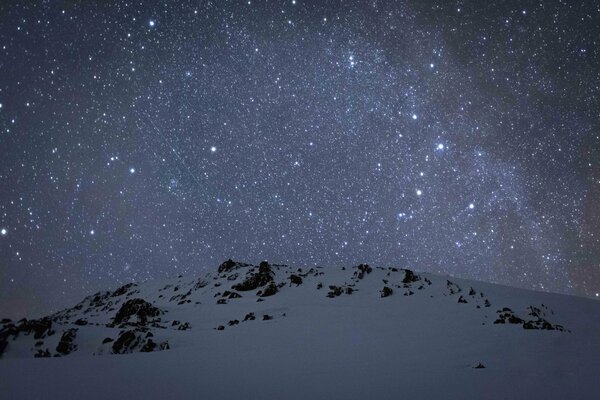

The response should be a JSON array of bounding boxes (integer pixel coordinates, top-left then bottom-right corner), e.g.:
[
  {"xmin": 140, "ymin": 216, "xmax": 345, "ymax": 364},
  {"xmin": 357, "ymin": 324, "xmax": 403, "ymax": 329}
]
[{"xmin": 0, "ymin": 1, "xmax": 599, "ymax": 318}]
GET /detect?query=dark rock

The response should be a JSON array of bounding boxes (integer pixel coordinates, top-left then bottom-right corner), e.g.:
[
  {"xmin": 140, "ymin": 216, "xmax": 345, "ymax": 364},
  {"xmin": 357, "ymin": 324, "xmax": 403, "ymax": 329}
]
[
  {"xmin": 112, "ymin": 330, "xmax": 141, "ymax": 354},
  {"xmin": 177, "ymin": 322, "xmax": 191, "ymax": 330},
  {"xmin": 102, "ymin": 337, "xmax": 114, "ymax": 344},
  {"xmin": 243, "ymin": 313, "xmax": 256, "ymax": 321},
  {"xmin": 56, "ymin": 328, "xmax": 78, "ymax": 355},
  {"xmin": 473, "ymin": 363, "xmax": 486, "ymax": 369},
  {"xmin": 260, "ymin": 282, "xmax": 279, "ymax": 297},
  {"xmin": 228, "ymin": 319, "xmax": 239, "ymax": 326},
  {"xmin": 446, "ymin": 280, "xmax": 461, "ymax": 295},
  {"xmin": 194, "ymin": 279, "xmax": 208, "ymax": 290},
  {"xmin": 112, "ymin": 283, "xmax": 137, "ymax": 297},
  {"xmin": 327, "ymin": 285, "xmax": 344, "ymax": 298},
  {"xmin": 140, "ymin": 339, "xmax": 157, "ymax": 352},
  {"xmin": 380, "ymin": 286, "xmax": 393, "ymax": 298},
  {"xmin": 112, "ymin": 298, "xmax": 162, "ymax": 326},
  {"xmin": 469, "ymin": 287, "xmax": 476, "ymax": 296},
  {"xmin": 354, "ymin": 264, "xmax": 373, "ymax": 280},
  {"xmin": 74, "ymin": 318, "xmax": 88, "ymax": 326},
  {"xmin": 232, "ymin": 261, "xmax": 274, "ymax": 291},
  {"xmin": 262, "ymin": 314, "xmax": 273, "ymax": 321},
  {"xmin": 289, "ymin": 274, "xmax": 303, "ymax": 286},
  {"xmin": 34, "ymin": 349, "xmax": 51, "ymax": 358},
  {"xmin": 402, "ymin": 269, "xmax": 420, "ymax": 283},
  {"xmin": 458, "ymin": 295, "xmax": 468, "ymax": 304},
  {"xmin": 218, "ymin": 259, "xmax": 237, "ymax": 273},
  {"xmin": 216, "ymin": 325, "xmax": 225, "ymax": 330},
  {"xmin": 317, "ymin": 283, "xmax": 323, "ymax": 290}
]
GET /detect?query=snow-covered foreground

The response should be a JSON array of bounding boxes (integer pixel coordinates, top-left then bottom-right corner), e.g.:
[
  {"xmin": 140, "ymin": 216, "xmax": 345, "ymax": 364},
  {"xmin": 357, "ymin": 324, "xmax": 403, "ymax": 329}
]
[{"xmin": 1, "ymin": 261, "xmax": 599, "ymax": 399}]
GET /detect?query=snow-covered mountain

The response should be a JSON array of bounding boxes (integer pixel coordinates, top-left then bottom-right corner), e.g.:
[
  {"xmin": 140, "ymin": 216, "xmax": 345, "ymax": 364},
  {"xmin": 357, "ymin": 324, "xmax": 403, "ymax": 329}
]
[{"xmin": 1, "ymin": 260, "xmax": 599, "ymax": 399}]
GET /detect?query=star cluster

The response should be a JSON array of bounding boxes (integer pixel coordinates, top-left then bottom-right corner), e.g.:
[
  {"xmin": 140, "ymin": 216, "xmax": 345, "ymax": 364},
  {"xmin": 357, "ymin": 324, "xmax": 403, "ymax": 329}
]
[{"xmin": 0, "ymin": 1, "xmax": 599, "ymax": 318}]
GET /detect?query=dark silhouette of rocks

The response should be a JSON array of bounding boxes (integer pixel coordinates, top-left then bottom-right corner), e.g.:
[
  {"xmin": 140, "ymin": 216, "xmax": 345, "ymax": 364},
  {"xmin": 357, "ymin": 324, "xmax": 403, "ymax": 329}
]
[
  {"xmin": 111, "ymin": 298, "xmax": 162, "ymax": 327},
  {"xmin": 260, "ymin": 281, "xmax": 279, "ymax": 297},
  {"xmin": 112, "ymin": 330, "xmax": 140, "ymax": 354},
  {"xmin": 381, "ymin": 286, "xmax": 393, "ymax": 298},
  {"xmin": 354, "ymin": 264, "xmax": 373, "ymax": 280},
  {"xmin": 232, "ymin": 261, "xmax": 274, "ymax": 291},
  {"xmin": 327, "ymin": 285, "xmax": 344, "ymax": 298},
  {"xmin": 56, "ymin": 328, "xmax": 78, "ymax": 355},
  {"xmin": 289, "ymin": 274, "xmax": 303, "ymax": 286},
  {"xmin": 402, "ymin": 269, "xmax": 420, "ymax": 284}
]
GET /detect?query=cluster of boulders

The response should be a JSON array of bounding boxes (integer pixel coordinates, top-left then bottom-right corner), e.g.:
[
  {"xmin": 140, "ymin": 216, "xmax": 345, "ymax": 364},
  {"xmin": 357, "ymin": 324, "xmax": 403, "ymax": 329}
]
[
  {"xmin": 110, "ymin": 298, "xmax": 163, "ymax": 327},
  {"xmin": 0, "ymin": 317, "xmax": 56, "ymax": 358},
  {"xmin": 494, "ymin": 306, "xmax": 567, "ymax": 331},
  {"xmin": 232, "ymin": 261, "xmax": 275, "ymax": 292}
]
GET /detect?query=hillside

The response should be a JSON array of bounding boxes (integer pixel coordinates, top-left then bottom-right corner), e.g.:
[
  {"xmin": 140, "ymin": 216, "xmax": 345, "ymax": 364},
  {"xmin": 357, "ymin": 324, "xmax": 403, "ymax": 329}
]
[{"xmin": 1, "ymin": 260, "xmax": 599, "ymax": 399}]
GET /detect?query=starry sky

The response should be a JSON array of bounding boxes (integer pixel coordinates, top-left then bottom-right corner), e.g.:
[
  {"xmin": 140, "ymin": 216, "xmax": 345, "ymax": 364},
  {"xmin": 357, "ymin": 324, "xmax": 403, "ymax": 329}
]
[{"xmin": 0, "ymin": 0, "xmax": 599, "ymax": 318}]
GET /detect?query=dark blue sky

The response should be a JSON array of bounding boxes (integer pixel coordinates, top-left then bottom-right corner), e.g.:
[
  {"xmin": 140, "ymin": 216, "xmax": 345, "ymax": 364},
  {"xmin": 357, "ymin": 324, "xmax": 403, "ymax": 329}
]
[{"xmin": 1, "ymin": 0, "xmax": 599, "ymax": 318}]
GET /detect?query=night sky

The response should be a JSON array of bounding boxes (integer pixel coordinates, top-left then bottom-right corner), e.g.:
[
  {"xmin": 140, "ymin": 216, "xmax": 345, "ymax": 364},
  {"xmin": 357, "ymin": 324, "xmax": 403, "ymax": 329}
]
[{"xmin": 1, "ymin": 0, "xmax": 599, "ymax": 318}]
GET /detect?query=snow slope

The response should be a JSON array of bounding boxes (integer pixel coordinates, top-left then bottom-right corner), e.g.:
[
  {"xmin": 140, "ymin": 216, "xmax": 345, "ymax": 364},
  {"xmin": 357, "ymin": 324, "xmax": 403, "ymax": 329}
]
[{"xmin": 1, "ymin": 260, "xmax": 599, "ymax": 399}]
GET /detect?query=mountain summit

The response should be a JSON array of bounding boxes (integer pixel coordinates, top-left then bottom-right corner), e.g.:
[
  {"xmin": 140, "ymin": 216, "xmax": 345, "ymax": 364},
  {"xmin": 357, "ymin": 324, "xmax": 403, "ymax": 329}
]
[{"xmin": 1, "ymin": 260, "xmax": 599, "ymax": 399}]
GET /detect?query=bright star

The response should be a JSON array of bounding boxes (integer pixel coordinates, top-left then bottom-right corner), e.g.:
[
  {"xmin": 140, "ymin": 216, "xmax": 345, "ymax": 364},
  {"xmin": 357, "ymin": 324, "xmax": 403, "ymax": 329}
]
[
  {"xmin": 437, "ymin": 143, "xmax": 444, "ymax": 150},
  {"xmin": 129, "ymin": 167, "xmax": 136, "ymax": 174},
  {"xmin": 90, "ymin": 230, "xmax": 95, "ymax": 235},
  {"xmin": 412, "ymin": 114, "xmax": 418, "ymax": 120},
  {"xmin": 416, "ymin": 189, "xmax": 422, "ymax": 196},
  {"xmin": 149, "ymin": 20, "xmax": 156, "ymax": 27},
  {"xmin": 1, "ymin": 228, "xmax": 7, "ymax": 235},
  {"xmin": 210, "ymin": 146, "xmax": 217, "ymax": 153},
  {"xmin": 469, "ymin": 203, "xmax": 475, "ymax": 209}
]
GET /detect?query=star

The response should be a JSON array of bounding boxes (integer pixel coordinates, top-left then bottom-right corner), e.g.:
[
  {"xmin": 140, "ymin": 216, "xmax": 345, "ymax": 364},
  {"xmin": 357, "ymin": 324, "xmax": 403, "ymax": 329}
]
[{"xmin": 1, "ymin": 228, "xmax": 7, "ymax": 236}]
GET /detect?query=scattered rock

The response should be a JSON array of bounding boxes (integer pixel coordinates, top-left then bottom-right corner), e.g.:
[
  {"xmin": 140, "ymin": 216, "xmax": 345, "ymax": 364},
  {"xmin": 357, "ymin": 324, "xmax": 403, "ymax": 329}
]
[
  {"xmin": 262, "ymin": 314, "xmax": 273, "ymax": 321},
  {"xmin": 380, "ymin": 286, "xmax": 393, "ymax": 298},
  {"xmin": 177, "ymin": 322, "xmax": 191, "ymax": 330},
  {"xmin": 354, "ymin": 264, "xmax": 373, "ymax": 280},
  {"xmin": 243, "ymin": 313, "xmax": 256, "ymax": 321},
  {"xmin": 473, "ymin": 362, "xmax": 486, "ymax": 369},
  {"xmin": 34, "ymin": 349, "xmax": 51, "ymax": 358},
  {"xmin": 327, "ymin": 285, "xmax": 344, "ymax": 298}
]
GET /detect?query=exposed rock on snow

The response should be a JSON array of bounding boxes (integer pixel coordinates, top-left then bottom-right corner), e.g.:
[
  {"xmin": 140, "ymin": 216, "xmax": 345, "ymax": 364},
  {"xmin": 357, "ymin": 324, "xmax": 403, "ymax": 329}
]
[{"xmin": 111, "ymin": 299, "xmax": 163, "ymax": 327}]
